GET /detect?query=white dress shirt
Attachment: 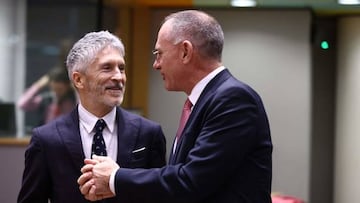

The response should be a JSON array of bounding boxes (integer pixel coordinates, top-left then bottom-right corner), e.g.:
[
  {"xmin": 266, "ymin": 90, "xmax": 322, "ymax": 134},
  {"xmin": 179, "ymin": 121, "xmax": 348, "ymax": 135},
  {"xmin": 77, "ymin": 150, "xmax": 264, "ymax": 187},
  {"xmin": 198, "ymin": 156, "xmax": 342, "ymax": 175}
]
[{"xmin": 78, "ymin": 103, "xmax": 118, "ymax": 161}]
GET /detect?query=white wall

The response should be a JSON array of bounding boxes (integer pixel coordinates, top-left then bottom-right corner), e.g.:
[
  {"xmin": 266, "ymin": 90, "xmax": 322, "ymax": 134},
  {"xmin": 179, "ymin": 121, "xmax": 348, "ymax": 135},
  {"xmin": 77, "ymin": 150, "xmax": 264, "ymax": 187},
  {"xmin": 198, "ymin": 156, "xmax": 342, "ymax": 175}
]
[
  {"xmin": 0, "ymin": 0, "xmax": 26, "ymax": 137},
  {"xmin": 148, "ymin": 9, "xmax": 312, "ymax": 201},
  {"xmin": 215, "ymin": 10, "xmax": 312, "ymax": 200},
  {"xmin": 0, "ymin": 0, "xmax": 15, "ymax": 102},
  {"xmin": 0, "ymin": 0, "xmax": 26, "ymax": 102},
  {"xmin": 334, "ymin": 17, "xmax": 360, "ymax": 203}
]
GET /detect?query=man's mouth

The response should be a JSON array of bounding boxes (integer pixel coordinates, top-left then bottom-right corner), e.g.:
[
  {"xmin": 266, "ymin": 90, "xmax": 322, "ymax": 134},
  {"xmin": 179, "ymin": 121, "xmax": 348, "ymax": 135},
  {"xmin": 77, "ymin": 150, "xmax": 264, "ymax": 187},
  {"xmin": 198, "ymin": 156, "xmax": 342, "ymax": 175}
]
[{"xmin": 106, "ymin": 84, "xmax": 124, "ymax": 91}]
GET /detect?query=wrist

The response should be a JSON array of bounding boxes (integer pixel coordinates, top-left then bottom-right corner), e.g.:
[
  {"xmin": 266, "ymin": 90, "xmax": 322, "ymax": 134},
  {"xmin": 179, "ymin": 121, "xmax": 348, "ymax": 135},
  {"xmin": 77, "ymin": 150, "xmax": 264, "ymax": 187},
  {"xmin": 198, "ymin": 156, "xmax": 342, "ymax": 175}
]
[{"xmin": 109, "ymin": 168, "xmax": 117, "ymax": 195}]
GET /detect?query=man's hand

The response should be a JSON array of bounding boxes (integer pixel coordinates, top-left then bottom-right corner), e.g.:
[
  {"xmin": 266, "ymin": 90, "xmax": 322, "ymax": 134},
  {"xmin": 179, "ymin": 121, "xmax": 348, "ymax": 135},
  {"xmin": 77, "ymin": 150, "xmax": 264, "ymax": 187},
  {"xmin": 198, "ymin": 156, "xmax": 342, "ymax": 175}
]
[
  {"xmin": 77, "ymin": 159, "xmax": 96, "ymax": 199},
  {"xmin": 78, "ymin": 155, "xmax": 120, "ymax": 201}
]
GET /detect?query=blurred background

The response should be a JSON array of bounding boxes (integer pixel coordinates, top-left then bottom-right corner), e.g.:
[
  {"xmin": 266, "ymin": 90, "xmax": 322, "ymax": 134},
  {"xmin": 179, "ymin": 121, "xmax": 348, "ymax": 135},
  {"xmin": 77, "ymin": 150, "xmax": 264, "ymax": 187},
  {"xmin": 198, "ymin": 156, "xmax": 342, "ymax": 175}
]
[{"xmin": 1, "ymin": 0, "xmax": 360, "ymax": 202}]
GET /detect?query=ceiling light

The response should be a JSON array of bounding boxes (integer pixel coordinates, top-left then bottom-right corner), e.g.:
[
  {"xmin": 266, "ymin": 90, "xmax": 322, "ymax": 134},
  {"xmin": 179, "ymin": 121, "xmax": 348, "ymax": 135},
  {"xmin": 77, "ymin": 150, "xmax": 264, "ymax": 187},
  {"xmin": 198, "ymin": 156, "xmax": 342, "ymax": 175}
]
[
  {"xmin": 231, "ymin": 0, "xmax": 256, "ymax": 7},
  {"xmin": 338, "ymin": 0, "xmax": 360, "ymax": 5}
]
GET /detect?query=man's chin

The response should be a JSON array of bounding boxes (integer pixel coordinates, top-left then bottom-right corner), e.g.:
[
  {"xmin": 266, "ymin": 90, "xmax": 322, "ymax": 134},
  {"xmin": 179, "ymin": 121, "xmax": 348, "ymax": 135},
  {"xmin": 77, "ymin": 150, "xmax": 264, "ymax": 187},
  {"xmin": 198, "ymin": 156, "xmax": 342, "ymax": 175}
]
[
  {"xmin": 110, "ymin": 97, "xmax": 124, "ymax": 107},
  {"xmin": 164, "ymin": 85, "xmax": 180, "ymax": 92}
]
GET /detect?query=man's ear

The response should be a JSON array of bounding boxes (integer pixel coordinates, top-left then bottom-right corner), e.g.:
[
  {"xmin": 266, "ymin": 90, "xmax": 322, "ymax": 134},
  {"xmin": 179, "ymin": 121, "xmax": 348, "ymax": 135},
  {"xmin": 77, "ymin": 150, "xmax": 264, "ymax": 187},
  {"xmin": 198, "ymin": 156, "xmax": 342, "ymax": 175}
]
[
  {"xmin": 72, "ymin": 71, "xmax": 84, "ymax": 89},
  {"xmin": 181, "ymin": 40, "xmax": 193, "ymax": 64}
]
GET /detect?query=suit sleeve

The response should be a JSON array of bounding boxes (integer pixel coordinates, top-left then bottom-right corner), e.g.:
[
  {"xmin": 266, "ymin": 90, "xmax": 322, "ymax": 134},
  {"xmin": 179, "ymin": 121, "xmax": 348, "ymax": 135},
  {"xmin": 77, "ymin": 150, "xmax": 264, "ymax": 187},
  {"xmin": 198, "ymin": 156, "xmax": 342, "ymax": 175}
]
[{"xmin": 18, "ymin": 129, "xmax": 51, "ymax": 203}]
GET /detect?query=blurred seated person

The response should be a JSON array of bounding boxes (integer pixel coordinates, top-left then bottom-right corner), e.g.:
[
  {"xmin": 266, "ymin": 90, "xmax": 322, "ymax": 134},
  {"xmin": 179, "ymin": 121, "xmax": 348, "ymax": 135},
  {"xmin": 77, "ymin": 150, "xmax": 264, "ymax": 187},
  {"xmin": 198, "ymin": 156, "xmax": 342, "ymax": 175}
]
[{"xmin": 17, "ymin": 66, "xmax": 77, "ymax": 125}]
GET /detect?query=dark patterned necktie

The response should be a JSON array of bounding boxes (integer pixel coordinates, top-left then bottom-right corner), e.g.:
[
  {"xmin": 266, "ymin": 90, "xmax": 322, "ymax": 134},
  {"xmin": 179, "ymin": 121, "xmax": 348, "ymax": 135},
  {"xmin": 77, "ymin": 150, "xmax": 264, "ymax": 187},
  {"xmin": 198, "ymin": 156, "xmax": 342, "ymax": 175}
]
[{"xmin": 91, "ymin": 119, "xmax": 107, "ymax": 158}]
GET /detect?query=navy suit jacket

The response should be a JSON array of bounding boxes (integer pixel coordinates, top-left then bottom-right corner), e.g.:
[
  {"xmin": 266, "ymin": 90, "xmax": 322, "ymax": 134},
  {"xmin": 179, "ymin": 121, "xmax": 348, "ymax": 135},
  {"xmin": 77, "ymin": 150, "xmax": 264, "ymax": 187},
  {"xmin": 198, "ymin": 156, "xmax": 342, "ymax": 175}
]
[
  {"xmin": 113, "ymin": 69, "xmax": 272, "ymax": 203},
  {"xmin": 18, "ymin": 106, "xmax": 166, "ymax": 203}
]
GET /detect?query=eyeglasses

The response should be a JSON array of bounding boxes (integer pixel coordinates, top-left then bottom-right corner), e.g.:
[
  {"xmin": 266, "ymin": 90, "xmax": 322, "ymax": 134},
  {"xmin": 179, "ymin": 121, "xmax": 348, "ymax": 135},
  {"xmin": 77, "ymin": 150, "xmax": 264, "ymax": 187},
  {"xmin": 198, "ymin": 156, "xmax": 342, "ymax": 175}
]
[
  {"xmin": 152, "ymin": 41, "xmax": 182, "ymax": 61},
  {"xmin": 152, "ymin": 49, "xmax": 162, "ymax": 61}
]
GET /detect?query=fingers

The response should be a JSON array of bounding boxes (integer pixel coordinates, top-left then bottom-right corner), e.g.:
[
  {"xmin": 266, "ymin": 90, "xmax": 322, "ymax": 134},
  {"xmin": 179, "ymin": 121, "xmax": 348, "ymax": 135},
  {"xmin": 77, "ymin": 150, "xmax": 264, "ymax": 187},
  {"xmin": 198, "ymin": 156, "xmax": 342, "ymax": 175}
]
[
  {"xmin": 84, "ymin": 158, "xmax": 99, "ymax": 165},
  {"xmin": 78, "ymin": 174, "xmax": 94, "ymax": 195},
  {"xmin": 77, "ymin": 171, "xmax": 92, "ymax": 187},
  {"xmin": 103, "ymin": 193, "xmax": 116, "ymax": 199},
  {"xmin": 83, "ymin": 185, "xmax": 115, "ymax": 201},
  {"xmin": 81, "ymin": 163, "xmax": 94, "ymax": 174},
  {"xmin": 79, "ymin": 156, "xmax": 117, "ymax": 201},
  {"xmin": 84, "ymin": 185, "xmax": 98, "ymax": 201},
  {"xmin": 92, "ymin": 155, "xmax": 111, "ymax": 163},
  {"xmin": 78, "ymin": 158, "xmax": 100, "ymax": 196},
  {"xmin": 84, "ymin": 184, "xmax": 115, "ymax": 201}
]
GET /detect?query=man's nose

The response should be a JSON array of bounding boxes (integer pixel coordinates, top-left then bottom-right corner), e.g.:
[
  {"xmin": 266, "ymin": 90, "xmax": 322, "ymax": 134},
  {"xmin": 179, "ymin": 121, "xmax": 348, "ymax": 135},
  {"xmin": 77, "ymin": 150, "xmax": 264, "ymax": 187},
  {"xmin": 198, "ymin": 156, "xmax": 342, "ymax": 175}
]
[
  {"xmin": 112, "ymin": 69, "xmax": 124, "ymax": 80},
  {"xmin": 153, "ymin": 60, "xmax": 160, "ymax": 70}
]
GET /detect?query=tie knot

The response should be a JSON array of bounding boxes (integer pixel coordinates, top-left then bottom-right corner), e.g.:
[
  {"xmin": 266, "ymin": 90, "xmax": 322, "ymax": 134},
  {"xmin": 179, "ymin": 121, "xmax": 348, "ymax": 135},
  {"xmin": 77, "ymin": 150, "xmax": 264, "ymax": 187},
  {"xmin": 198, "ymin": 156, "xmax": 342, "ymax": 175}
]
[
  {"xmin": 184, "ymin": 98, "xmax": 192, "ymax": 110},
  {"xmin": 94, "ymin": 119, "xmax": 106, "ymax": 133}
]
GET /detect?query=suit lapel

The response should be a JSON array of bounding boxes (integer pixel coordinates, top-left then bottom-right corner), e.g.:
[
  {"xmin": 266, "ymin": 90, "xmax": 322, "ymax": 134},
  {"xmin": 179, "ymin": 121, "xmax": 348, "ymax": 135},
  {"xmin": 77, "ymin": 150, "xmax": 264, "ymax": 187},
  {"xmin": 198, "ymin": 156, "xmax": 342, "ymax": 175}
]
[
  {"xmin": 172, "ymin": 69, "xmax": 232, "ymax": 163},
  {"xmin": 58, "ymin": 107, "xmax": 139, "ymax": 170},
  {"xmin": 58, "ymin": 107, "xmax": 85, "ymax": 171},
  {"xmin": 115, "ymin": 108, "xmax": 138, "ymax": 166}
]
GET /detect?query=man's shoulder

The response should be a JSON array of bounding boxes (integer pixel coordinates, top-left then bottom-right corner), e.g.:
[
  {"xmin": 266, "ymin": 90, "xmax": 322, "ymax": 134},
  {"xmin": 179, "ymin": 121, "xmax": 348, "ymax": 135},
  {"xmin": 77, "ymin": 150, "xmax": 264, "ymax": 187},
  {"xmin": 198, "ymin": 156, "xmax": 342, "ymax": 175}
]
[
  {"xmin": 33, "ymin": 113, "xmax": 73, "ymax": 135},
  {"xmin": 118, "ymin": 107, "xmax": 160, "ymax": 127}
]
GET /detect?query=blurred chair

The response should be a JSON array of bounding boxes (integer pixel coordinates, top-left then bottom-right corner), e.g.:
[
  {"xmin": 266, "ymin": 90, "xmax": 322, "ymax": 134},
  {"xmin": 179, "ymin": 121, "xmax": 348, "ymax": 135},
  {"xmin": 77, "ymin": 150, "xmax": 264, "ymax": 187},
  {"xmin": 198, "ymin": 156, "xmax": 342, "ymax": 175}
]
[{"xmin": 272, "ymin": 193, "xmax": 305, "ymax": 203}]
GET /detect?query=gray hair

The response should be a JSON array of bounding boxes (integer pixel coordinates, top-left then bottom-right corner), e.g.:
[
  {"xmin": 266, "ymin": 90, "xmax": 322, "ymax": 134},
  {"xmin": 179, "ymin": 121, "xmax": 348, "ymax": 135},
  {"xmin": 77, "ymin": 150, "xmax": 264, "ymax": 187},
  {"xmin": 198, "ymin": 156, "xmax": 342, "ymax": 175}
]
[
  {"xmin": 66, "ymin": 30, "xmax": 125, "ymax": 80},
  {"xmin": 163, "ymin": 10, "xmax": 224, "ymax": 61}
]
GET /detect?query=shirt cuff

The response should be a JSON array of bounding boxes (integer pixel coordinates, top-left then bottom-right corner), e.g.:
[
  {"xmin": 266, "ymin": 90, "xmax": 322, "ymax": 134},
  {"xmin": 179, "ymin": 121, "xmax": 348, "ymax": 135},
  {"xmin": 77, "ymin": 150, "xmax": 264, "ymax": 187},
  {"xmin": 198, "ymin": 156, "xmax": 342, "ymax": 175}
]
[{"xmin": 109, "ymin": 168, "xmax": 117, "ymax": 195}]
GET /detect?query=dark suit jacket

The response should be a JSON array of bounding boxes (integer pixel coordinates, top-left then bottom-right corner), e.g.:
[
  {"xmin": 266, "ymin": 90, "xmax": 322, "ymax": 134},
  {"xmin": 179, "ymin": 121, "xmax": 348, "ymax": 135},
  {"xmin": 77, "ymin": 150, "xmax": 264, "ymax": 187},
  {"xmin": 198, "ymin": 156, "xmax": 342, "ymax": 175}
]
[
  {"xmin": 18, "ymin": 106, "xmax": 166, "ymax": 203},
  {"xmin": 114, "ymin": 69, "xmax": 273, "ymax": 203}
]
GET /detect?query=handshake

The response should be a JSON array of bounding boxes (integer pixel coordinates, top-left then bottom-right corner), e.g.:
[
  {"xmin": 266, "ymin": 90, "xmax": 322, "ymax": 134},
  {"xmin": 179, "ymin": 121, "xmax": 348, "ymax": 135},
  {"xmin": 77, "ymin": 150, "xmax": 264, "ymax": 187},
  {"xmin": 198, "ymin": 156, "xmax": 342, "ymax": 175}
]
[{"xmin": 77, "ymin": 155, "xmax": 120, "ymax": 201}]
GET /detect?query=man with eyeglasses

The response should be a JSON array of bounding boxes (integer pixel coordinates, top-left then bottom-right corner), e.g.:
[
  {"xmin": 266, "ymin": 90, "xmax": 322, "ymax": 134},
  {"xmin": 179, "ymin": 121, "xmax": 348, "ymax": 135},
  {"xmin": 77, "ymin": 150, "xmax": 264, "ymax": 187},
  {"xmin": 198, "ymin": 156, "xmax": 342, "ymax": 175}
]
[{"xmin": 78, "ymin": 10, "xmax": 272, "ymax": 203}]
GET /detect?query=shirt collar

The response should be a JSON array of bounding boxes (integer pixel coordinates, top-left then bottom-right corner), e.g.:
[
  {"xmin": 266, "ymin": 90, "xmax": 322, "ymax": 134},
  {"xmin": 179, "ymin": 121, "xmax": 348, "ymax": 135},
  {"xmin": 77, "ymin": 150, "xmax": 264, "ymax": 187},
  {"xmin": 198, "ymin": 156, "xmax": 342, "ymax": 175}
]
[
  {"xmin": 78, "ymin": 103, "xmax": 117, "ymax": 133},
  {"xmin": 188, "ymin": 66, "xmax": 225, "ymax": 105}
]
